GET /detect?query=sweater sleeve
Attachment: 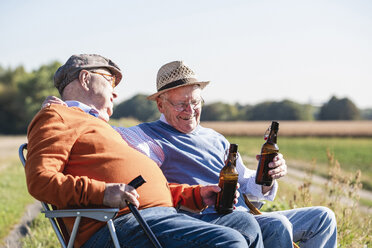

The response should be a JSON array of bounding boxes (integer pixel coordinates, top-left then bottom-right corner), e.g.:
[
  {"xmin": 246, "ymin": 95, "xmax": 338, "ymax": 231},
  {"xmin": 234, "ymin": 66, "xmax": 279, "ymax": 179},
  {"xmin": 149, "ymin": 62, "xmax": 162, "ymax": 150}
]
[
  {"xmin": 168, "ymin": 183, "xmax": 206, "ymax": 211},
  {"xmin": 25, "ymin": 107, "xmax": 106, "ymax": 208}
]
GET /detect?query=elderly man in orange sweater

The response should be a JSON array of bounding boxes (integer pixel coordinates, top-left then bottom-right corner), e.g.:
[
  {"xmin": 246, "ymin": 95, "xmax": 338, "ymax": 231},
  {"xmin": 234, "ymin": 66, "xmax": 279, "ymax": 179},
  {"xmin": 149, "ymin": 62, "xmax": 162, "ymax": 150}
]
[{"xmin": 25, "ymin": 54, "xmax": 264, "ymax": 248}]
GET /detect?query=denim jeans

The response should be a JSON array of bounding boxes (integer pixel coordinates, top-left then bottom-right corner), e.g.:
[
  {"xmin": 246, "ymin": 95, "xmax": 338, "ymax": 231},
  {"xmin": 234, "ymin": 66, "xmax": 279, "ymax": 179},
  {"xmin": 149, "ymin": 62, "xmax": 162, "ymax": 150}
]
[
  {"xmin": 185, "ymin": 210, "xmax": 264, "ymax": 248},
  {"xmin": 187, "ymin": 206, "xmax": 336, "ymax": 248},
  {"xmin": 255, "ymin": 206, "xmax": 337, "ymax": 248},
  {"xmin": 82, "ymin": 207, "xmax": 251, "ymax": 248}
]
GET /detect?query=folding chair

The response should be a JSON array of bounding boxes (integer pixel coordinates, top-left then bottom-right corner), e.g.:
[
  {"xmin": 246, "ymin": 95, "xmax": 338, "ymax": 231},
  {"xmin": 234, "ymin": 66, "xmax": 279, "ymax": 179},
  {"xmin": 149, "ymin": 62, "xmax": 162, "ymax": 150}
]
[{"xmin": 19, "ymin": 143, "xmax": 120, "ymax": 248}]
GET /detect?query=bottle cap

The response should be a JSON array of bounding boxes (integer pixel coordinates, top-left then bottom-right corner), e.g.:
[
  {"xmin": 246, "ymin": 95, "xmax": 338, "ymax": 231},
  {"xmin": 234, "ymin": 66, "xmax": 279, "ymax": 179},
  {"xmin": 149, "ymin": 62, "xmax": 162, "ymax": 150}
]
[
  {"xmin": 271, "ymin": 121, "xmax": 279, "ymax": 131},
  {"xmin": 229, "ymin": 144, "xmax": 238, "ymax": 153}
]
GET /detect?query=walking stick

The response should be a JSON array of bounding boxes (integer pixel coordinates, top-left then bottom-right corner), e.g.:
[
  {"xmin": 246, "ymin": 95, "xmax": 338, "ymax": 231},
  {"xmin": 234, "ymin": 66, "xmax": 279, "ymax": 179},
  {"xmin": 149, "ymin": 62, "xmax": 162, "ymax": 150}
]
[
  {"xmin": 243, "ymin": 195, "xmax": 300, "ymax": 248},
  {"xmin": 127, "ymin": 176, "xmax": 163, "ymax": 248}
]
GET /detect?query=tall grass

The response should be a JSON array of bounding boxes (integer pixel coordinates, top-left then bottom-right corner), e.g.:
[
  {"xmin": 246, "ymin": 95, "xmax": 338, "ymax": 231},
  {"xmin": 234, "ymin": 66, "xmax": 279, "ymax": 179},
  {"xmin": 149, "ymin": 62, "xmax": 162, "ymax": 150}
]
[
  {"xmin": 20, "ymin": 214, "xmax": 59, "ymax": 247},
  {"xmin": 261, "ymin": 150, "xmax": 371, "ymax": 247},
  {"xmin": 322, "ymin": 150, "xmax": 370, "ymax": 247},
  {"xmin": 0, "ymin": 157, "xmax": 34, "ymax": 244}
]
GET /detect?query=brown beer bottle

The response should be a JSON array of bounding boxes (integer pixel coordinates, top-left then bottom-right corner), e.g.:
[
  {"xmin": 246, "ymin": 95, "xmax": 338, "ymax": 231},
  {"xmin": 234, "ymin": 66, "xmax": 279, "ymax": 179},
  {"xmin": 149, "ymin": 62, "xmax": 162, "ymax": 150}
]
[
  {"xmin": 255, "ymin": 121, "xmax": 279, "ymax": 186},
  {"xmin": 215, "ymin": 144, "xmax": 239, "ymax": 214}
]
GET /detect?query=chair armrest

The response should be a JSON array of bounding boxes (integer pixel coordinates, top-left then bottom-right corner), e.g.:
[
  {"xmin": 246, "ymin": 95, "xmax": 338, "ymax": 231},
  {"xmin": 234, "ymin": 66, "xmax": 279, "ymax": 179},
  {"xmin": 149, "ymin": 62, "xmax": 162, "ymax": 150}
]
[
  {"xmin": 42, "ymin": 208, "xmax": 119, "ymax": 222},
  {"xmin": 249, "ymin": 200, "xmax": 265, "ymax": 210},
  {"xmin": 243, "ymin": 194, "xmax": 265, "ymax": 210}
]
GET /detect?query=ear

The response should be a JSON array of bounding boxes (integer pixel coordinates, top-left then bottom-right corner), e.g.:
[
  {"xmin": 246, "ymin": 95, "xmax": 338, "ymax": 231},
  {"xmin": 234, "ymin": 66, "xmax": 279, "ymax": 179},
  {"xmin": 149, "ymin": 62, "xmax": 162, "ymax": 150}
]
[
  {"xmin": 78, "ymin": 70, "xmax": 90, "ymax": 91},
  {"xmin": 156, "ymin": 97, "xmax": 164, "ymax": 113}
]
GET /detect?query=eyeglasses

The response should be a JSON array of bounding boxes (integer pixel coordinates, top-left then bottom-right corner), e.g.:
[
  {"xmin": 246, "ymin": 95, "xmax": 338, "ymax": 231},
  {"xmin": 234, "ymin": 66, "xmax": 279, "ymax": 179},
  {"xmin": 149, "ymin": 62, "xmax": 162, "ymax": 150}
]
[
  {"xmin": 90, "ymin": 71, "xmax": 116, "ymax": 88},
  {"xmin": 164, "ymin": 97, "xmax": 204, "ymax": 112}
]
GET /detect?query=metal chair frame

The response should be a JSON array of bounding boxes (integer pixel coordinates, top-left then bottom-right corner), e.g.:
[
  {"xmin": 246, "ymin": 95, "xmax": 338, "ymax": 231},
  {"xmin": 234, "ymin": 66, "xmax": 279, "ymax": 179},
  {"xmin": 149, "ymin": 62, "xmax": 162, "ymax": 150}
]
[{"xmin": 19, "ymin": 143, "xmax": 120, "ymax": 248}]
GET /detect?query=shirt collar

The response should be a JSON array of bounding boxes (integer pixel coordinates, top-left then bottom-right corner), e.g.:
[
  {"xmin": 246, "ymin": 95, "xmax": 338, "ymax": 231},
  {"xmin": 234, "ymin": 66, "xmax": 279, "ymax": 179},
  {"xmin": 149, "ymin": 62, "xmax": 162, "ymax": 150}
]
[
  {"xmin": 65, "ymin": 101, "xmax": 100, "ymax": 118},
  {"xmin": 159, "ymin": 114, "xmax": 169, "ymax": 124}
]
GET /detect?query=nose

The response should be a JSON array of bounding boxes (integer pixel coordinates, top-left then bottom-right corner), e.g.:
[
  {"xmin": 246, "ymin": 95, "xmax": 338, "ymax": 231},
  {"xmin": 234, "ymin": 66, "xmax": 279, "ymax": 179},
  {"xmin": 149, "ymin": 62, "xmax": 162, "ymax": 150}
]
[
  {"xmin": 112, "ymin": 91, "xmax": 118, "ymax": 99},
  {"xmin": 183, "ymin": 103, "xmax": 194, "ymax": 113}
]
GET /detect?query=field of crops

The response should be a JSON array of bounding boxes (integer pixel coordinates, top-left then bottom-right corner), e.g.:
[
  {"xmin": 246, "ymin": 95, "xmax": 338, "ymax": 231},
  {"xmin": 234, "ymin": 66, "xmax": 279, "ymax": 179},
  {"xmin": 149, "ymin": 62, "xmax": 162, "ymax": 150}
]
[{"xmin": 202, "ymin": 120, "xmax": 372, "ymax": 137}]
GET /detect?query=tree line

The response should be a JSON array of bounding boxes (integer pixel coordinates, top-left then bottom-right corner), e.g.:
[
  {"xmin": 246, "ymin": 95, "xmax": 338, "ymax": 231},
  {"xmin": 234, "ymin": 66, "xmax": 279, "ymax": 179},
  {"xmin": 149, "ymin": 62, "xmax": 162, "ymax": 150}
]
[
  {"xmin": 113, "ymin": 94, "xmax": 366, "ymax": 122},
  {"xmin": 1, "ymin": 62, "xmax": 371, "ymax": 134}
]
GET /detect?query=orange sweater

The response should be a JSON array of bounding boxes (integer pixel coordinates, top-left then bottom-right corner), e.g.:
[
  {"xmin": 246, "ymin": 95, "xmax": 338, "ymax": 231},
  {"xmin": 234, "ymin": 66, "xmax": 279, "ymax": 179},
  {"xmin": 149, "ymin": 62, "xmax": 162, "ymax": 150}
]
[{"xmin": 26, "ymin": 105, "xmax": 205, "ymax": 247}]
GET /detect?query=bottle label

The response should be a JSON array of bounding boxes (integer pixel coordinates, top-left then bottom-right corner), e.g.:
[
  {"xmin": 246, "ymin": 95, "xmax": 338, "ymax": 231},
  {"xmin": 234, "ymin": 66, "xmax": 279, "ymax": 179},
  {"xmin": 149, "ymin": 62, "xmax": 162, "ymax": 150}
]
[
  {"xmin": 216, "ymin": 179, "xmax": 238, "ymax": 214},
  {"xmin": 256, "ymin": 153, "xmax": 277, "ymax": 186}
]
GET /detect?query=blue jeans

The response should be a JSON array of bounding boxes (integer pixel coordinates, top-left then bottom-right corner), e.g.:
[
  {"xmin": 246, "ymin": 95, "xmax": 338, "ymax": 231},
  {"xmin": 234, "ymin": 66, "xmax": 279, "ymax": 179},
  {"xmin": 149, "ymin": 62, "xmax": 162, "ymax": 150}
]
[
  {"xmin": 255, "ymin": 206, "xmax": 337, "ymax": 248},
  {"xmin": 185, "ymin": 210, "xmax": 263, "ymax": 248},
  {"xmin": 82, "ymin": 207, "xmax": 253, "ymax": 248}
]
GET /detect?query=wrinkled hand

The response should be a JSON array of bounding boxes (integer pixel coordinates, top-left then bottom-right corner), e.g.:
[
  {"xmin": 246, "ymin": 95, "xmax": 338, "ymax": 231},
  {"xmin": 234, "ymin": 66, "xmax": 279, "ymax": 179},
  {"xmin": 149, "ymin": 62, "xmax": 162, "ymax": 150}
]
[
  {"xmin": 103, "ymin": 183, "xmax": 140, "ymax": 209},
  {"xmin": 256, "ymin": 153, "xmax": 287, "ymax": 180},
  {"xmin": 41, "ymin": 96, "xmax": 66, "ymax": 109},
  {"xmin": 200, "ymin": 184, "xmax": 240, "ymax": 207},
  {"xmin": 256, "ymin": 153, "xmax": 287, "ymax": 194}
]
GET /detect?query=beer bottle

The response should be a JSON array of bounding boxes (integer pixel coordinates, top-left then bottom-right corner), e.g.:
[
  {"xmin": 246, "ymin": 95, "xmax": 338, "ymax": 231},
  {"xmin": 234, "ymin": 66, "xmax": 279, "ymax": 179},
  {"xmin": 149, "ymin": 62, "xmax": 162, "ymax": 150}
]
[
  {"xmin": 255, "ymin": 121, "xmax": 279, "ymax": 186},
  {"xmin": 215, "ymin": 144, "xmax": 239, "ymax": 214}
]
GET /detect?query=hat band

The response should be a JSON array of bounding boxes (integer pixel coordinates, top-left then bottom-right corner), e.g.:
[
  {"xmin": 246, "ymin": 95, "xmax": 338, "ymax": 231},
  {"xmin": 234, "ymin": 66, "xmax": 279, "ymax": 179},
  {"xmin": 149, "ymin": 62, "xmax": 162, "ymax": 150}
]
[{"xmin": 158, "ymin": 78, "xmax": 198, "ymax": 92}]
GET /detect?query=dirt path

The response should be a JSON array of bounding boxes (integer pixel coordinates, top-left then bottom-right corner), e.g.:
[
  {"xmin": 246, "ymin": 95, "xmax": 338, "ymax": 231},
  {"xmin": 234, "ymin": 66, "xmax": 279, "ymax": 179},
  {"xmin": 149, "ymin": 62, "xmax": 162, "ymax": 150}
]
[
  {"xmin": 242, "ymin": 155, "xmax": 372, "ymax": 213},
  {"xmin": 286, "ymin": 166, "xmax": 372, "ymax": 202},
  {"xmin": 285, "ymin": 166, "xmax": 372, "ymax": 213},
  {"xmin": 1, "ymin": 201, "xmax": 42, "ymax": 248},
  {"xmin": 0, "ymin": 136, "xmax": 27, "ymax": 158}
]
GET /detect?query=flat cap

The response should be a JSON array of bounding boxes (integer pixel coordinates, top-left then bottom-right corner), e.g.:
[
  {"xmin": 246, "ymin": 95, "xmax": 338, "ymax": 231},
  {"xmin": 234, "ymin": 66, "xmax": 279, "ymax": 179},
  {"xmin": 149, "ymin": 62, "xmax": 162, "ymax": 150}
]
[{"xmin": 54, "ymin": 54, "xmax": 123, "ymax": 95}]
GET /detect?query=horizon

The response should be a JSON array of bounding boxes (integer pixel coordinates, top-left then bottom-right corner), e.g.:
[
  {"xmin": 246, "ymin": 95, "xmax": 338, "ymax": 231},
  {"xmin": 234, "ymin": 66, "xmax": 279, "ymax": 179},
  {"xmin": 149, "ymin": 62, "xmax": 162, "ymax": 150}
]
[
  {"xmin": 1, "ymin": 0, "xmax": 371, "ymax": 108},
  {"xmin": 112, "ymin": 91, "xmax": 370, "ymax": 110}
]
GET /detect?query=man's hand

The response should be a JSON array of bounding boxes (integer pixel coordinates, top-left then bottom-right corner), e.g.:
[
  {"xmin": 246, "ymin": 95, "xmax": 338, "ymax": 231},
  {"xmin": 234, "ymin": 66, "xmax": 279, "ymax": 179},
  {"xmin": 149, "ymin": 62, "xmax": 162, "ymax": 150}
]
[
  {"xmin": 256, "ymin": 153, "xmax": 287, "ymax": 193},
  {"xmin": 200, "ymin": 184, "xmax": 240, "ymax": 207},
  {"xmin": 103, "ymin": 183, "xmax": 140, "ymax": 209},
  {"xmin": 41, "ymin": 96, "xmax": 66, "ymax": 109}
]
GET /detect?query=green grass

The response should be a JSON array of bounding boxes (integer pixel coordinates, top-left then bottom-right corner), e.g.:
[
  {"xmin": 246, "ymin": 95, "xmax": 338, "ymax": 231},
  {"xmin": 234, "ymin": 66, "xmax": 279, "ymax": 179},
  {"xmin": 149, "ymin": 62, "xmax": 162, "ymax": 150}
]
[
  {"xmin": 20, "ymin": 214, "xmax": 59, "ymax": 248},
  {"xmin": 228, "ymin": 136, "xmax": 372, "ymax": 191},
  {"xmin": 262, "ymin": 177, "xmax": 372, "ymax": 248},
  {"xmin": 359, "ymin": 198, "xmax": 372, "ymax": 208},
  {"xmin": 2, "ymin": 135, "xmax": 372, "ymax": 247},
  {"xmin": 0, "ymin": 157, "xmax": 34, "ymax": 244}
]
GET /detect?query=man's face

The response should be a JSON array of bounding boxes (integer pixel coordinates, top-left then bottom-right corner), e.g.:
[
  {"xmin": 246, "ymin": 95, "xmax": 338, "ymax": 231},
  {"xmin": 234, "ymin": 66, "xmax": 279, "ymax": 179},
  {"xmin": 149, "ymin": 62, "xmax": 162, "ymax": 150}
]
[
  {"xmin": 157, "ymin": 85, "xmax": 203, "ymax": 134},
  {"xmin": 86, "ymin": 68, "xmax": 117, "ymax": 121}
]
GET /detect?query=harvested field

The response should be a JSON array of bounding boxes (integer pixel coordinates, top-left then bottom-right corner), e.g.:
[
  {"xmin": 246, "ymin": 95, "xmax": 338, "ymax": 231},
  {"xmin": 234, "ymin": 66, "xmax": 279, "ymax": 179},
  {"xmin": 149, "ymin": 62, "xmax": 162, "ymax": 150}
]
[
  {"xmin": 0, "ymin": 136, "xmax": 27, "ymax": 173},
  {"xmin": 201, "ymin": 121, "xmax": 372, "ymax": 137},
  {"xmin": 0, "ymin": 136, "xmax": 27, "ymax": 158}
]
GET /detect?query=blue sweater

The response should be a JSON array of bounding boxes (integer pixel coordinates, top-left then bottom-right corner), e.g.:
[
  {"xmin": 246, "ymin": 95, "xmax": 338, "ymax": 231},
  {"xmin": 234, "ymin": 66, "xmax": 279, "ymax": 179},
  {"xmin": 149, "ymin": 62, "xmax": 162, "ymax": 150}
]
[{"xmin": 138, "ymin": 120, "xmax": 248, "ymax": 213}]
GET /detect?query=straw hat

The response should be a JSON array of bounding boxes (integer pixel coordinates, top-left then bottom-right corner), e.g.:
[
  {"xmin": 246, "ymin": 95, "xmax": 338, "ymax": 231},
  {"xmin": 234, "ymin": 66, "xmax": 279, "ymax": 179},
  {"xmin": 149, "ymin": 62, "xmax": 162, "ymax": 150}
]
[{"xmin": 147, "ymin": 61, "xmax": 209, "ymax": 100}]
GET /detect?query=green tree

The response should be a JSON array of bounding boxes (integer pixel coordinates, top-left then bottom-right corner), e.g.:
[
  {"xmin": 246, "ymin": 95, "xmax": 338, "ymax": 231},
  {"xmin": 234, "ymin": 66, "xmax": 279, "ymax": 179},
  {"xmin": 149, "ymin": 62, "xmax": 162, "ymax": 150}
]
[
  {"xmin": 235, "ymin": 103, "xmax": 253, "ymax": 120},
  {"xmin": 112, "ymin": 94, "xmax": 159, "ymax": 122},
  {"xmin": 18, "ymin": 62, "xmax": 61, "ymax": 124},
  {"xmin": 0, "ymin": 66, "xmax": 30, "ymax": 133},
  {"xmin": 361, "ymin": 108, "xmax": 372, "ymax": 120},
  {"xmin": 318, "ymin": 96, "xmax": 360, "ymax": 120},
  {"xmin": 249, "ymin": 100, "xmax": 313, "ymax": 120},
  {"xmin": 0, "ymin": 62, "xmax": 60, "ymax": 134},
  {"xmin": 200, "ymin": 102, "xmax": 240, "ymax": 121}
]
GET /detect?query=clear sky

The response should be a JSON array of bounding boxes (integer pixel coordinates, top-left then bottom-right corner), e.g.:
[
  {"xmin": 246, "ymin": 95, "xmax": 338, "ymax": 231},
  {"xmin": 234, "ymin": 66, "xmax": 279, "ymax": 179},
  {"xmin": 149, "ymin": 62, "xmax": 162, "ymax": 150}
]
[{"xmin": 1, "ymin": 0, "xmax": 371, "ymax": 108}]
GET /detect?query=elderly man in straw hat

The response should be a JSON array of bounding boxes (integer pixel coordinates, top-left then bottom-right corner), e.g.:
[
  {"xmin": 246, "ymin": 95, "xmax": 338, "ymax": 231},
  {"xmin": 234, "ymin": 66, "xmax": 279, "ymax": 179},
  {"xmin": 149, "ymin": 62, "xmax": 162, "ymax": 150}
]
[
  {"xmin": 30, "ymin": 54, "xmax": 266, "ymax": 248},
  {"xmin": 43, "ymin": 60, "xmax": 337, "ymax": 247},
  {"xmin": 113, "ymin": 61, "xmax": 337, "ymax": 248}
]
